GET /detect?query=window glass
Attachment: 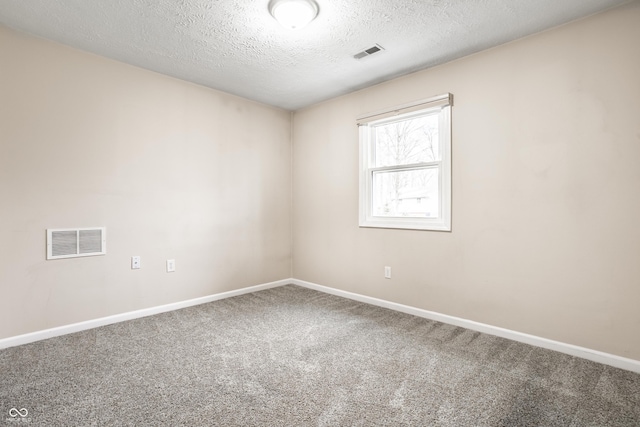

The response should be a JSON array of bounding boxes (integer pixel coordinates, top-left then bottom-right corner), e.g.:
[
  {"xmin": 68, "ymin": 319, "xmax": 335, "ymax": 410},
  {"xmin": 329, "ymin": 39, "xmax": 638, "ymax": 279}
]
[
  {"xmin": 374, "ymin": 113, "xmax": 439, "ymax": 167},
  {"xmin": 372, "ymin": 168, "xmax": 439, "ymax": 218}
]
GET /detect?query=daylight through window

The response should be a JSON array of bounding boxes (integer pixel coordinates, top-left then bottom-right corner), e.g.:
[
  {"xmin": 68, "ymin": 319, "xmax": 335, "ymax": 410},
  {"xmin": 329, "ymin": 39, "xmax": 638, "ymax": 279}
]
[{"xmin": 358, "ymin": 93, "xmax": 452, "ymax": 231}]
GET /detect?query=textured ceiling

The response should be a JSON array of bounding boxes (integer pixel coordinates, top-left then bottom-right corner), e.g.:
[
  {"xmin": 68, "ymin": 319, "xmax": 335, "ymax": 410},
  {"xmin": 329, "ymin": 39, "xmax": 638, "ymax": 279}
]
[{"xmin": 0, "ymin": 0, "xmax": 630, "ymax": 110}]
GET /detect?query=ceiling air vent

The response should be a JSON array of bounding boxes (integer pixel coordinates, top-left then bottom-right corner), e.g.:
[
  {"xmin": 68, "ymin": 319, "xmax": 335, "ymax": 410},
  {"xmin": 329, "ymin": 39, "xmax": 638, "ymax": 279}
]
[
  {"xmin": 354, "ymin": 44, "xmax": 385, "ymax": 60},
  {"xmin": 47, "ymin": 227, "xmax": 106, "ymax": 260}
]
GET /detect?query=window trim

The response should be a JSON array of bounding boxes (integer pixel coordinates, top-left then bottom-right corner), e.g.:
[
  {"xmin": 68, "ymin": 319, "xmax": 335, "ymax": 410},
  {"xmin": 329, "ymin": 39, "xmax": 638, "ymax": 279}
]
[{"xmin": 358, "ymin": 93, "xmax": 452, "ymax": 231}]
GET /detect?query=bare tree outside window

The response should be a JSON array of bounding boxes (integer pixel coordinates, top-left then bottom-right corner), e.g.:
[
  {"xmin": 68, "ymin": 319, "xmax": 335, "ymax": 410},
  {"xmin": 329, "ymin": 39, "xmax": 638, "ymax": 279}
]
[{"xmin": 372, "ymin": 114, "xmax": 440, "ymax": 217}]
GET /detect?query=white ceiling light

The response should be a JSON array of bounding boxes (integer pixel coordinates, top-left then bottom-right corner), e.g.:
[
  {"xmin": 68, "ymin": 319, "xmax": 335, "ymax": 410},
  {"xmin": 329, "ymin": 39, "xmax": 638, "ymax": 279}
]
[{"xmin": 269, "ymin": 0, "xmax": 319, "ymax": 30}]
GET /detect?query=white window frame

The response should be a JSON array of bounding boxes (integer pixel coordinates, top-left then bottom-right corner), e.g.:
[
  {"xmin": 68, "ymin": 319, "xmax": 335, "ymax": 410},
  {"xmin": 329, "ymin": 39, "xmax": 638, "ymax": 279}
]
[{"xmin": 358, "ymin": 93, "xmax": 452, "ymax": 231}]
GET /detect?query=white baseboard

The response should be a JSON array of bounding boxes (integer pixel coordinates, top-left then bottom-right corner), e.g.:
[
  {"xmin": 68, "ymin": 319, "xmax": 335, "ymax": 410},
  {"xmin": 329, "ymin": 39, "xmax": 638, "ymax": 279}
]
[
  {"xmin": 0, "ymin": 278, "xmax": 290, "ymax": 350},
  {"xmin": 3, "ymin": 277, "xmax": 639, "ymax": 374},
  {"xmin": 291, "ymin": 279, "xmax": 640, "ymax": 374}
]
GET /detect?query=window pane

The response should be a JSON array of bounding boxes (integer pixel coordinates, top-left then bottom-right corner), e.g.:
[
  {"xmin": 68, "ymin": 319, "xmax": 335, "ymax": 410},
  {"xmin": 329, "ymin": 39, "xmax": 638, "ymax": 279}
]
[
  {"xmin": 372, "ymin": 168, "xmax": 439, "ymax": 218},
  {"xmin": 373, "ymin": 113, "xmax": 439, "ymax": 167}
]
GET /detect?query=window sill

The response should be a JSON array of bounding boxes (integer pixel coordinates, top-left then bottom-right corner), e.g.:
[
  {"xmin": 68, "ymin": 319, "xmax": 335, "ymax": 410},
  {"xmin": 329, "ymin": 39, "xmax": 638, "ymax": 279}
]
[{"xmin": 359, "ymin": 218, "xmax": 451, "ymax": 232}]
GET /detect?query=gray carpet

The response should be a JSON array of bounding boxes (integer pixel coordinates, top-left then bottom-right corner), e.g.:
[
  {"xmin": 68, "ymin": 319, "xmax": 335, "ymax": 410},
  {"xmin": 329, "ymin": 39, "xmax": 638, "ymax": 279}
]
[{"xmin": 1, "ymin": 285, "xmax": 639, "ymax": 426}]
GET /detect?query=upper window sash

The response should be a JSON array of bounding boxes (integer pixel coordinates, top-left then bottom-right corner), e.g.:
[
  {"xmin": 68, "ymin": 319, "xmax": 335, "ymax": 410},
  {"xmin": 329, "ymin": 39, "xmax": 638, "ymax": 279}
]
[{"xmin": 369, "ymin": 109, "xmax": 442, "ymax": 169}]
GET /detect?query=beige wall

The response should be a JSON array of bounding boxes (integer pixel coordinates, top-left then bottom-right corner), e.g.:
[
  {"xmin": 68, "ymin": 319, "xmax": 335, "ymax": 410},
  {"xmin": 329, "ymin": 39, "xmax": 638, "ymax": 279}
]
[
  {"xmin": 292, "ymin": 3, "xmax": 640, "ymax": 360},
  {"xmin": 0, "ymin": 26, "xmax": 292, "ymax": 339}
]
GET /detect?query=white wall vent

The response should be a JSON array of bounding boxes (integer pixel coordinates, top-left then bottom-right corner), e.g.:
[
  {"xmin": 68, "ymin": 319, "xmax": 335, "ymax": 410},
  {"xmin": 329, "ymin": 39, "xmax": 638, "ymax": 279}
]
[{"xmin": 46, "ymin": 227, "xmax": 106, "ymax": 260}]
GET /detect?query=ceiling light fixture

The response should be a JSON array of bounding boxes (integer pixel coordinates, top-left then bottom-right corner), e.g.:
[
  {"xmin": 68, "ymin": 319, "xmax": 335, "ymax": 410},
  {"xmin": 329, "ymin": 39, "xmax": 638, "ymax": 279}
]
[{"xmin": 268, "ymin": 0, "xmax": 319, "ymax": 30}]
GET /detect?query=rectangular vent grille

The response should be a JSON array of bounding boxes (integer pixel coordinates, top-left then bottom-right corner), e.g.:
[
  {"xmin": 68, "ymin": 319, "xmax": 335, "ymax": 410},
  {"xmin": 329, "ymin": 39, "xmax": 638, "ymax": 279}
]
[
  {"xmin": 47, "ymin": 227, "xmax": 106, "ymax": 260},
  {"xmin": 354, "ymin": 44, "xmax": 385, "ymax": 60}
]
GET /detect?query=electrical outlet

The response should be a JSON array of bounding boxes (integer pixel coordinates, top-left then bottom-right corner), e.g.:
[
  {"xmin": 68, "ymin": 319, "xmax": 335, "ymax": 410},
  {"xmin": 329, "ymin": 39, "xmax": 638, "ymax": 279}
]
[
  {"xmin": 384, "ymin": 266, "xmax": 391, "ymax": 279},
  {"xmin": 166, "ymin": 259, "xmax": 175, "ymax": 273},
  {"xmin": 131, "ymin": 256, "xmax": 141, "ymax": 270}
]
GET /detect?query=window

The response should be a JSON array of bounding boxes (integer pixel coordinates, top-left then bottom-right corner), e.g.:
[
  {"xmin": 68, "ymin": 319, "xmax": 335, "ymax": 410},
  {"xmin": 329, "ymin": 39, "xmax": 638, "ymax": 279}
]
[{"xmin": 358, "ymin": 93, "xmax": 452, "ymax": 231}]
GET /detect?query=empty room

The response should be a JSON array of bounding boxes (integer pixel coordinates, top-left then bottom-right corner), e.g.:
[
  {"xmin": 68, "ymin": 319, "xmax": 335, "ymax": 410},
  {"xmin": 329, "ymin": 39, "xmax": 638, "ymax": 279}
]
[{"xmin": 1, "ymin": 0, "xmax": 639, "ymax": 425}]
